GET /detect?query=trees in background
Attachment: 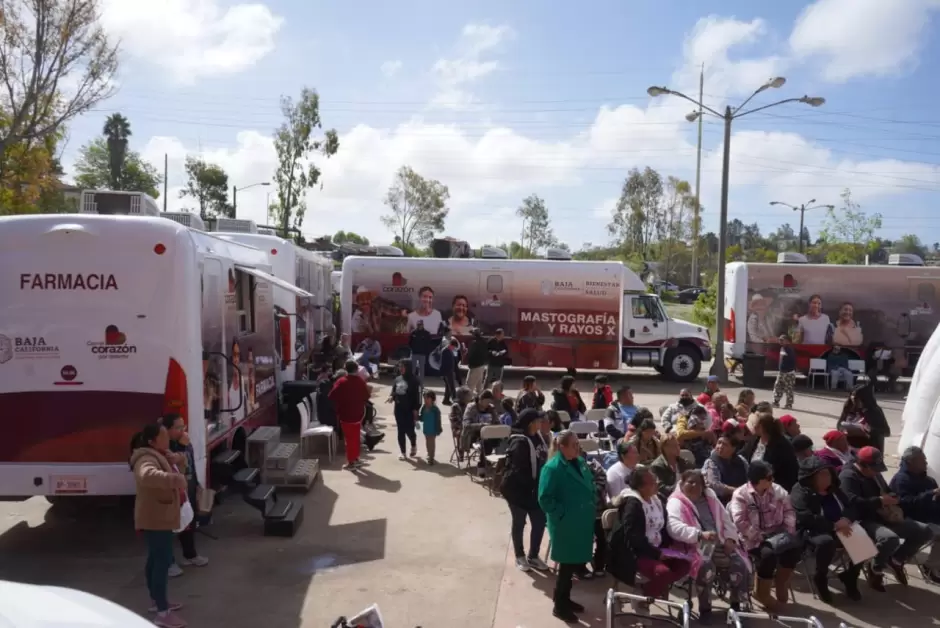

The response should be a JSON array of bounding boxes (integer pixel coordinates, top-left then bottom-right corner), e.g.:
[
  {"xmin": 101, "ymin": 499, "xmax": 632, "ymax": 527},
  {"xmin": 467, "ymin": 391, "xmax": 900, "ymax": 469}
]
[
  {"xmin": 103, "ymin": 113, "xmax": 131, "ymax": 189},
  {"xmin": 270, "ymin": 87, "xmax": 339, "ymax": 236},
  {"xmin": 181, "ymin": 157, "xmax": 231, "ymax": 219},
  {"xmin": 0, "ymin": 0, "xmax": 118, "ymax": 157},
  {"xmin": 381, "ymin": 165, "xmax": 449, "ymax": 248},
  {"xmin": 516, "ymin": 194, "xmax": 557, "ymax": 257},
  {"xmin": 818, "ymin": 188, "xmax": 883, "ymax": 264},
  {"xmin": 73, "ymin": 136, "xmax": 161, "ymax": 198},
  {"xmin": 333, "ymin": 231, "xmax": 370, "ymax": 245}
]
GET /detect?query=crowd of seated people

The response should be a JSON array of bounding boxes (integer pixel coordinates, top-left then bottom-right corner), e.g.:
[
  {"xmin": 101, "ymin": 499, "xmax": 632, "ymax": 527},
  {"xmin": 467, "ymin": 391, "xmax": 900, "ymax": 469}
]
[{"xmin": 485, "ymin": 373, "xmax": 939, "ymax": 624}]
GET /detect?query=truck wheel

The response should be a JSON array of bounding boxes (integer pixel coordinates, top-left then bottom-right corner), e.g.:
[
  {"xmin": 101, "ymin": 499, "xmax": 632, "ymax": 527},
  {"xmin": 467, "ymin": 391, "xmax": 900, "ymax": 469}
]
[{"xmin": 663, "ymin": 346, "xmax": 701, "ymax": 382}]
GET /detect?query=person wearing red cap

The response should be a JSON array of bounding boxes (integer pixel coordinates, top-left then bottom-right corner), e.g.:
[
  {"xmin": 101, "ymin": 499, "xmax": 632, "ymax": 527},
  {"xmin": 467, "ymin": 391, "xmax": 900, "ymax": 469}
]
[
  {"xmin": 779, "ymin": 415, "xmax": 800, "ymax": 440},
  {"xmin": 840, "ymin": 446, "xmax": 934, "ymax": 591},
  {"xmin": 815, "ymin": 430, "xmax": 853, "ymax": 473}
]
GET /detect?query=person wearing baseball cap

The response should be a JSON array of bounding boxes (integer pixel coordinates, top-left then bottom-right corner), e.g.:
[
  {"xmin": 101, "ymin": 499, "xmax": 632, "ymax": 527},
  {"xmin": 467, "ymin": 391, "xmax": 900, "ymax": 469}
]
[
  {"xmin": 840, "ymin": 446, "xmax": 934, "ymax": 591},
  {"xmin": 791, "ymin": 434, "xmax": 814, "ymax": 460},
  {"xmin": 779, "ymin": 414, "xmax": 800, "ymax": 440},
  {"xmin": 815, "ymin": 430, "xmax": 852, "ymax": 473},
  {"xmin": 702, "ymin": 375, "xmax": 720, "ymax": 398},
  {"xmin": 501, "ymin": 408, "xmax": 550, "ymax": 574}
]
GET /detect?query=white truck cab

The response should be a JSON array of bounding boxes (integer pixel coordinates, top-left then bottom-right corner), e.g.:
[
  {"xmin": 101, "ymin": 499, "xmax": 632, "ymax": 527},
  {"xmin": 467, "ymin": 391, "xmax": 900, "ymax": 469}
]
[{"xmin": 620, "ymin": 268, "xmax": 712, "ymax": 382}]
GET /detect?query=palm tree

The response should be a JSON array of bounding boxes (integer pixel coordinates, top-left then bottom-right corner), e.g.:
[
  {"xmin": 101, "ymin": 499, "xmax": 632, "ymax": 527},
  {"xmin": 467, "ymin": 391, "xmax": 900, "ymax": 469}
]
[{"xmin": 103, "ymin": 113, "xmax": 131, "ymax": 189}]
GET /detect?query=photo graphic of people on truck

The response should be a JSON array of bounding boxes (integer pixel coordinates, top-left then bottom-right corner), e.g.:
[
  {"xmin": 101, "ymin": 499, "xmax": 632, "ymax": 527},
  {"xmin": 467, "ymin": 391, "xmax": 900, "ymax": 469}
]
[
  {"xmin": 737, "ymin": 264, "xmax": 940, "ymax": 371},
  {"xmin": 344, "ymin": 263, "xmax": 623, "ymax": 369}
]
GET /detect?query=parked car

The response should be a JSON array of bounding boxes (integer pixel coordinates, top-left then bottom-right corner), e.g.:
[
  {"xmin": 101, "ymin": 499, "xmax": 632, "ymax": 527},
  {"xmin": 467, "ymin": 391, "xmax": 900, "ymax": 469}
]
[{"xmin": 677, "ymin": 287, "xmax": 706, "ymax": 304}]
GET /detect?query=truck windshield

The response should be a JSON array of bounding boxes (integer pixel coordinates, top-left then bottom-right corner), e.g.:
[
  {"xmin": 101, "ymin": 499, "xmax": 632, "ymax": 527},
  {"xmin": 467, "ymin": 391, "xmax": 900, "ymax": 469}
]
[{"xmin": 635, "ymin": 295, "xmax": 667, "ymax": 323}]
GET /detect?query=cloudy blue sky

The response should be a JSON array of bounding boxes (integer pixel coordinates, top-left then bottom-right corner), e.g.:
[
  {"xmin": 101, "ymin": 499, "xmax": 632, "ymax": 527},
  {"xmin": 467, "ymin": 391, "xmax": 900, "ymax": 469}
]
[{"xmin": 63, "ymin": 0, "xmax": 940, "ymax": 249}]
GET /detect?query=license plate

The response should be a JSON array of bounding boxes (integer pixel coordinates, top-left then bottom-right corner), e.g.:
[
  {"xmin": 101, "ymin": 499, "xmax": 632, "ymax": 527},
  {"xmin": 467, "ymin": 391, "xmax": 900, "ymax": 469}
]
[{"xmin": 51, "ymin": 476, "xmax": 88, "ymax": 494}]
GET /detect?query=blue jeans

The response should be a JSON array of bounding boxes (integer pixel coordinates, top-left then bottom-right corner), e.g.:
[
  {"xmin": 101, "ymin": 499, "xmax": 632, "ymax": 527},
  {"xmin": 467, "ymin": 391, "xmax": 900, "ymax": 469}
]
[
  {"xmin": 144, "ymin": 530, "xmax": 175, "ymax": 611},
  {"xmin": 508, "ymin": 501, "xmax": 546, "ymax": 559}
]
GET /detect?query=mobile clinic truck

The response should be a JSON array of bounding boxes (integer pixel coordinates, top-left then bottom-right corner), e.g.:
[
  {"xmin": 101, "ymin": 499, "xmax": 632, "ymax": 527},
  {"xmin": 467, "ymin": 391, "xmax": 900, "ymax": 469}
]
[
  {"xmin": 0, "ymin": 210, "xmax": 315, "ymax": 501},
  {"xmin": 213, "ymin": 221, "xmax": 334, "ymax": 383},
  {"xmin": 340, "ymin": 256, "xmax": 710, "ymax": 380},
  {"xmin": 723, "ymin": 254, "xmax": 940, "ymax": 373}
]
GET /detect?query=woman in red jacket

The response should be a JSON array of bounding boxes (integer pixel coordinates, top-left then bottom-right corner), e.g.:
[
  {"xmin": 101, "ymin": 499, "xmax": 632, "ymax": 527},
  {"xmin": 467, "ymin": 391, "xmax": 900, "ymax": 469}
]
[{"xmin": 329, "ymin": 360, "xmax": 371, "ymax": 469}]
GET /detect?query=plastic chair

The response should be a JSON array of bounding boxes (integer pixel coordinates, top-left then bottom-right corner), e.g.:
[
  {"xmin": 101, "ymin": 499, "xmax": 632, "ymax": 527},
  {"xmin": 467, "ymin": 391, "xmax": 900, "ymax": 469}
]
[
  {"xmin": 579, "ymin": 439, "xmax": 600, "ymax": 454},
  {"xmin": 479, "ymin": 425, "xmax": 511, "ymax": 494},
  {"xmin": 585, "ymin": 408, "xmax": 607, "ymax": 424},
  {"xmin": 808, "ymin": 358, "xmax": 828, "ymax": 389},
  {"xmin": 555, "ymin": 410, "xmax": 571, "ymax": 426},
  {"xmin": 300, "ymin": 402, "xmax": 336, "ymax": 462},
  {"xmin": 569, "ymin": 420, "xmax": 598, "ymax": 438},
  {"xmin": 848, "ymin": 359, "xmax": 868, "ymax": 384}
]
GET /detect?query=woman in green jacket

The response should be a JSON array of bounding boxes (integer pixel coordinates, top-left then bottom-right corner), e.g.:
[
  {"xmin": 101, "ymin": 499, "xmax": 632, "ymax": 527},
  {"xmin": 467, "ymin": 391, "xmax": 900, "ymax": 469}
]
[{"xmin": 538, "ymin": 430, "xmax": 597, "ymax": 623}]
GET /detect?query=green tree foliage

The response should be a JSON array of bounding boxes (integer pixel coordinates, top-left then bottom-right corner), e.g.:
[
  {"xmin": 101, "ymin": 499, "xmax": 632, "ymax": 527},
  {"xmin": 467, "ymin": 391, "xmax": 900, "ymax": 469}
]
[
  {"xmin": 180, "ymin": 156, "xmax": 231, "ymax": 219},
  {"xmin": 381, "ymin": 165, "xmax": 449, "ymax": 247},
  {"xmin": 608, "ymin": 166, "xmax": 663, "ymax": 257},
  {"xmin": 692, "ymin": 275, "xmax": 718, "ymax": 332},
  {"xmin": 73, "ymin": 137, "xmax": 161, "ymax": 198},
  {"xmin": 391, "ymin": 236, "xmax": 428, "ymax": 257},
  {"xmin": 0, "ymin": 0, "xmax": 119, "ymax": 158},
  {"xmin": 333, "ymin": 230, "xmax": 370, "ymax": 245},
  {"xmin": 892, "ymin": 234, "xmax": 928, "ymax": 259},
  {"xmin": 819, "ymin": 188, "xmax": 882, "ymax": 264},
  {"xmin": 271, "ymin": 87, "xmax": 339, "ymax": 234},
  {"xmin": 102, "ymin": 113, "xmax": 130, "ymax": 189},
  {"xmin": 516, "ymin": 194, "xmax": 557, "ymax": 256}
]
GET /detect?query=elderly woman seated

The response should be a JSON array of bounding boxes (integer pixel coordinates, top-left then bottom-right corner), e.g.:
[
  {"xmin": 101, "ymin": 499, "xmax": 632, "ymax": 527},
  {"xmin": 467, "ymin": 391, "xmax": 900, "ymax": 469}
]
[
  {"xmin": 702, "ymin": 435, "xmax": 749, "ymax": 504},
  {"xmin": 666, "ymin": 470, "xmax": 752, "ymax": 622}
]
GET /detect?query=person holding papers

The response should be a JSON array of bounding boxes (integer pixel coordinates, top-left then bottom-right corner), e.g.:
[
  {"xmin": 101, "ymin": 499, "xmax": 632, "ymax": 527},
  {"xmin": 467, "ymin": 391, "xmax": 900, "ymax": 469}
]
[{"xmin": 790, "ymin": 456, "xmax": 864, "ymax": 603}]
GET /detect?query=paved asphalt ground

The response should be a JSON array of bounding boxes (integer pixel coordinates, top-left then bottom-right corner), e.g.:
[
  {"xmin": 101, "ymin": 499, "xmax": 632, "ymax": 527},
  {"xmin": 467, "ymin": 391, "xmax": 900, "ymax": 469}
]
[{"xmin": 0, "ymin": 368, "xmax": 934, "ymax": 628}]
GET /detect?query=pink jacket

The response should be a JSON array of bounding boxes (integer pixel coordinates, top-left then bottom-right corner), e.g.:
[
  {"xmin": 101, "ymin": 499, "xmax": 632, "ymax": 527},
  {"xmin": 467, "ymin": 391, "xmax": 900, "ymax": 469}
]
[
  {"xmin": 666, "ymin": 488, "xmax": 751, "ymax": 578},
  {"xmin": 728, "ymin": 482, "xmax": 796, "ymax": 551}
]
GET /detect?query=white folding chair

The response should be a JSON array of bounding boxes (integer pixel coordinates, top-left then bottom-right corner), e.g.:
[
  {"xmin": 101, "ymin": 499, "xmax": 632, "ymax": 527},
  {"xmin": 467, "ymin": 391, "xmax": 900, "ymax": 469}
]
[
  {"xmin": 585, "ymin": 408, "xmax": 607, "ymax": 424},
  {"xmin": 848, "ymin": 359, "xmax": 868, "ymax": 384},
  {"xmin": 579, "ymin": 439, "xmax": 600, "ymax": 454},
  {"xmin": 555, "ymin": 410, "xmax": 571, "ymax": 426},
  {"xmin": 808, "ymin": 358, "xmax": 828, "ymax": 389},
  {"xmin": 569, "ymin": 420, "xmax": 597, "ymax": 438},
  {"xmin": 480, "ymin": 424, "xmax": 511, "ymax": 495}
]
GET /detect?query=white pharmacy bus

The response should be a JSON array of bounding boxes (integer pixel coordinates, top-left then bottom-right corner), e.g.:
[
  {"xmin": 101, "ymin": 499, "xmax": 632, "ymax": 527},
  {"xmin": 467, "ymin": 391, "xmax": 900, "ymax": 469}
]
[
  {"xmin": 0, "ymin": 214, "xmax": 312, "ymax": 499},
  {"xmin": 899, "ymin": 322, "xmax": 940, "ymax": 471}
]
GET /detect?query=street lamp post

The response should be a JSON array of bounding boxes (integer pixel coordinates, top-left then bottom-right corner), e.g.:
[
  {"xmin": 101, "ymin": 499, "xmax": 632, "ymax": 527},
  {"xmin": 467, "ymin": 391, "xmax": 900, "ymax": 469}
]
[
  {"xmin": 232, "ymin": 181, "xmax": 271, "ymax": 217},
  {"xmin": 768, "ymin": 199, "xmax": 835, "ymax": 252},
  {"xmin": 648, "ymin": 78, "xmax": 825, "ymax": 382}
]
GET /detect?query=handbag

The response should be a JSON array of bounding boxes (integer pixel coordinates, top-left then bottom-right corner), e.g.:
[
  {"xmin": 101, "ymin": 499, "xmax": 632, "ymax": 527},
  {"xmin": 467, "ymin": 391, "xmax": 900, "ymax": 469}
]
[
  {"xmin": 753, "ymin": 495, "xmax": 801, "ymax": 555},
  {"xmin": 874, "ymin": 474, "xmax": 905, "ymax": 524},
  {"xmin": 175, "ymin": 499, "xmax": 194, "ymax": 534},
  {"xmin": 196, "ymin": 486, "xmax": 216, "ymax": 516}
]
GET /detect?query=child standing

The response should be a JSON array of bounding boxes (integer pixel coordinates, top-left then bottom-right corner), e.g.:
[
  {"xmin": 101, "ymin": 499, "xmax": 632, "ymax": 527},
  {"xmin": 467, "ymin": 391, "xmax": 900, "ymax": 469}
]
[
  {"xmin": 420, "ymin": 390, "xmax": 442, "ymax": 465},
  {"xmin": 773, "ymin": 334, "xmax": 796, "ymax": 409},
  {"xmin": 592, "ymin": 375, "xmax": 613, "ymax": 409}
]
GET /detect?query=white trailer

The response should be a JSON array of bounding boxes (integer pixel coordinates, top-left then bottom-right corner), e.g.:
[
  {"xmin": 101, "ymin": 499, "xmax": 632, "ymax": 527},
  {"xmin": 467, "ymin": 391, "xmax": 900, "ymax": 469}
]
[
  {"xmin": 340, "ymin": 256, "xmax": 710, "ymax": 379},
  {"xmin": 724, "ymin": 257, "xmax": 940, "ymax": 373},
  {"xmin": 216, "ymin": 230, "xmax": 334, "ymax": 383},
  {"xmin": 0, "ymin": 214, "xmax": 313, "ymax": 498}
]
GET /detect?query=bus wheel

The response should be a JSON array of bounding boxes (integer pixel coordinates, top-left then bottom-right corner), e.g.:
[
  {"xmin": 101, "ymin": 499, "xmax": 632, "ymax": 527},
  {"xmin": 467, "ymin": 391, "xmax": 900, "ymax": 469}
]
[{"xmin": 663, "ymin": 346, "xmax": 701, "ymax": 382}]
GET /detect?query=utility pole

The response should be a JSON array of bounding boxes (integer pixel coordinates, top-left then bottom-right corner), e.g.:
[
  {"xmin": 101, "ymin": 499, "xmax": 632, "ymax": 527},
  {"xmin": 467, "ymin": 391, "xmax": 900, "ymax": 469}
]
[
  {"xmin": 232, "ymin": 185, "xmax": 237, "ymax": 216},
  {"xmin": 691, "ymin": 63, "xmax": 704, "ymax": 286},
  {"xmin": 769, "ymin": 199, "xmax": 835, "ymax": 253},
  {"xmin": 162, "ymin": 154, "xmax": 168, "ymax": 211}
]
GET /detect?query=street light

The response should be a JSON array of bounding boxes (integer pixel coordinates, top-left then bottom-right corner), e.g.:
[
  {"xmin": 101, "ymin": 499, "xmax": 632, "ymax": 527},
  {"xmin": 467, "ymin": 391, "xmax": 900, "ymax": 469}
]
[
  {"xmin": 648, "ymin": 76, "xmax": 826, "ymax": 383},
  {"xmin": 769, "ymin": 199, "xmax": 835, "ymax": 253},
  {"xmin": 232, "ymin": 181, "xmax": 271, "ymax": 216}
]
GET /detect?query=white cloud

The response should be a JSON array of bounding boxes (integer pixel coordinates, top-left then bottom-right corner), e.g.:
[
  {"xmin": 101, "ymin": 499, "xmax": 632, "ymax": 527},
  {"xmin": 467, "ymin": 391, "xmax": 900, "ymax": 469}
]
[
  {"xmin": 100, "ymin": 0, "xmax": 283, "ymax": 83},
  {"xmin": 380, "ymin": 60, "xmax": 403, "ymax": 78},
  {"xmin": 790, "ymin": 0, "xmax": 940, "ymax": 82},
  {"xmin": 430, "ymin": 23, "xmax": 514, "ymax": 109},
  {"xmin": 672, "ymin": 16, "xmax": 786, "ymax": 105}
]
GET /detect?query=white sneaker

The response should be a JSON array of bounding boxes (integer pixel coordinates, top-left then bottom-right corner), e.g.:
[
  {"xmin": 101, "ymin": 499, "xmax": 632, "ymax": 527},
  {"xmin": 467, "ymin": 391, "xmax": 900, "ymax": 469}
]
[
  {"xmin": 167, "ymin": 563, "xmax": 183, "ymax": 578},
  {"xmin": 398, "ymin": 454, "xmax": 406, "ymax": 461},
  {"xmin": 180, "ymin": 556, "xmax": 208, "ymax": 567},
  {"xmin": 515, "ymin": 556, "xmax": 531, "ymax": 572},
  {"xmin": 527, "ymin": 556, "xmax": 549, "ymax": 571}
]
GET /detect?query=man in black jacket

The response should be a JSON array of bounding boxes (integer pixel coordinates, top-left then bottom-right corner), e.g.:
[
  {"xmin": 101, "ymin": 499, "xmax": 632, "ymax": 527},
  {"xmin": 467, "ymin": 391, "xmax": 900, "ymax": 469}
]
[
  {"xmin": 485, "ymin": 328, "xmax": 510, "ymax": 388},
  {"xmin": 791, "ymin": 456, "xmax": 862, "ymax": 602},
  {"xmin": 839, "ymin": 446, "xmax": 932, "ymax": 590},
  {"xmin": 889, "ymin": 446, "xmax": 940, "ymax": 582},
  {"xmin": 439, "ymin": 338, "xmax": 459, "ymax": 405},
  {"xmin": 500, "ymin": 409, "xmax": 550, "ymax": 573},
  {"xmin": 465, "ymin": 330, "xmax": 488, "ymax": 393},
  {"xmin": 408, "ymin": 320, "xmax": 434, "ymax": 384}
]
